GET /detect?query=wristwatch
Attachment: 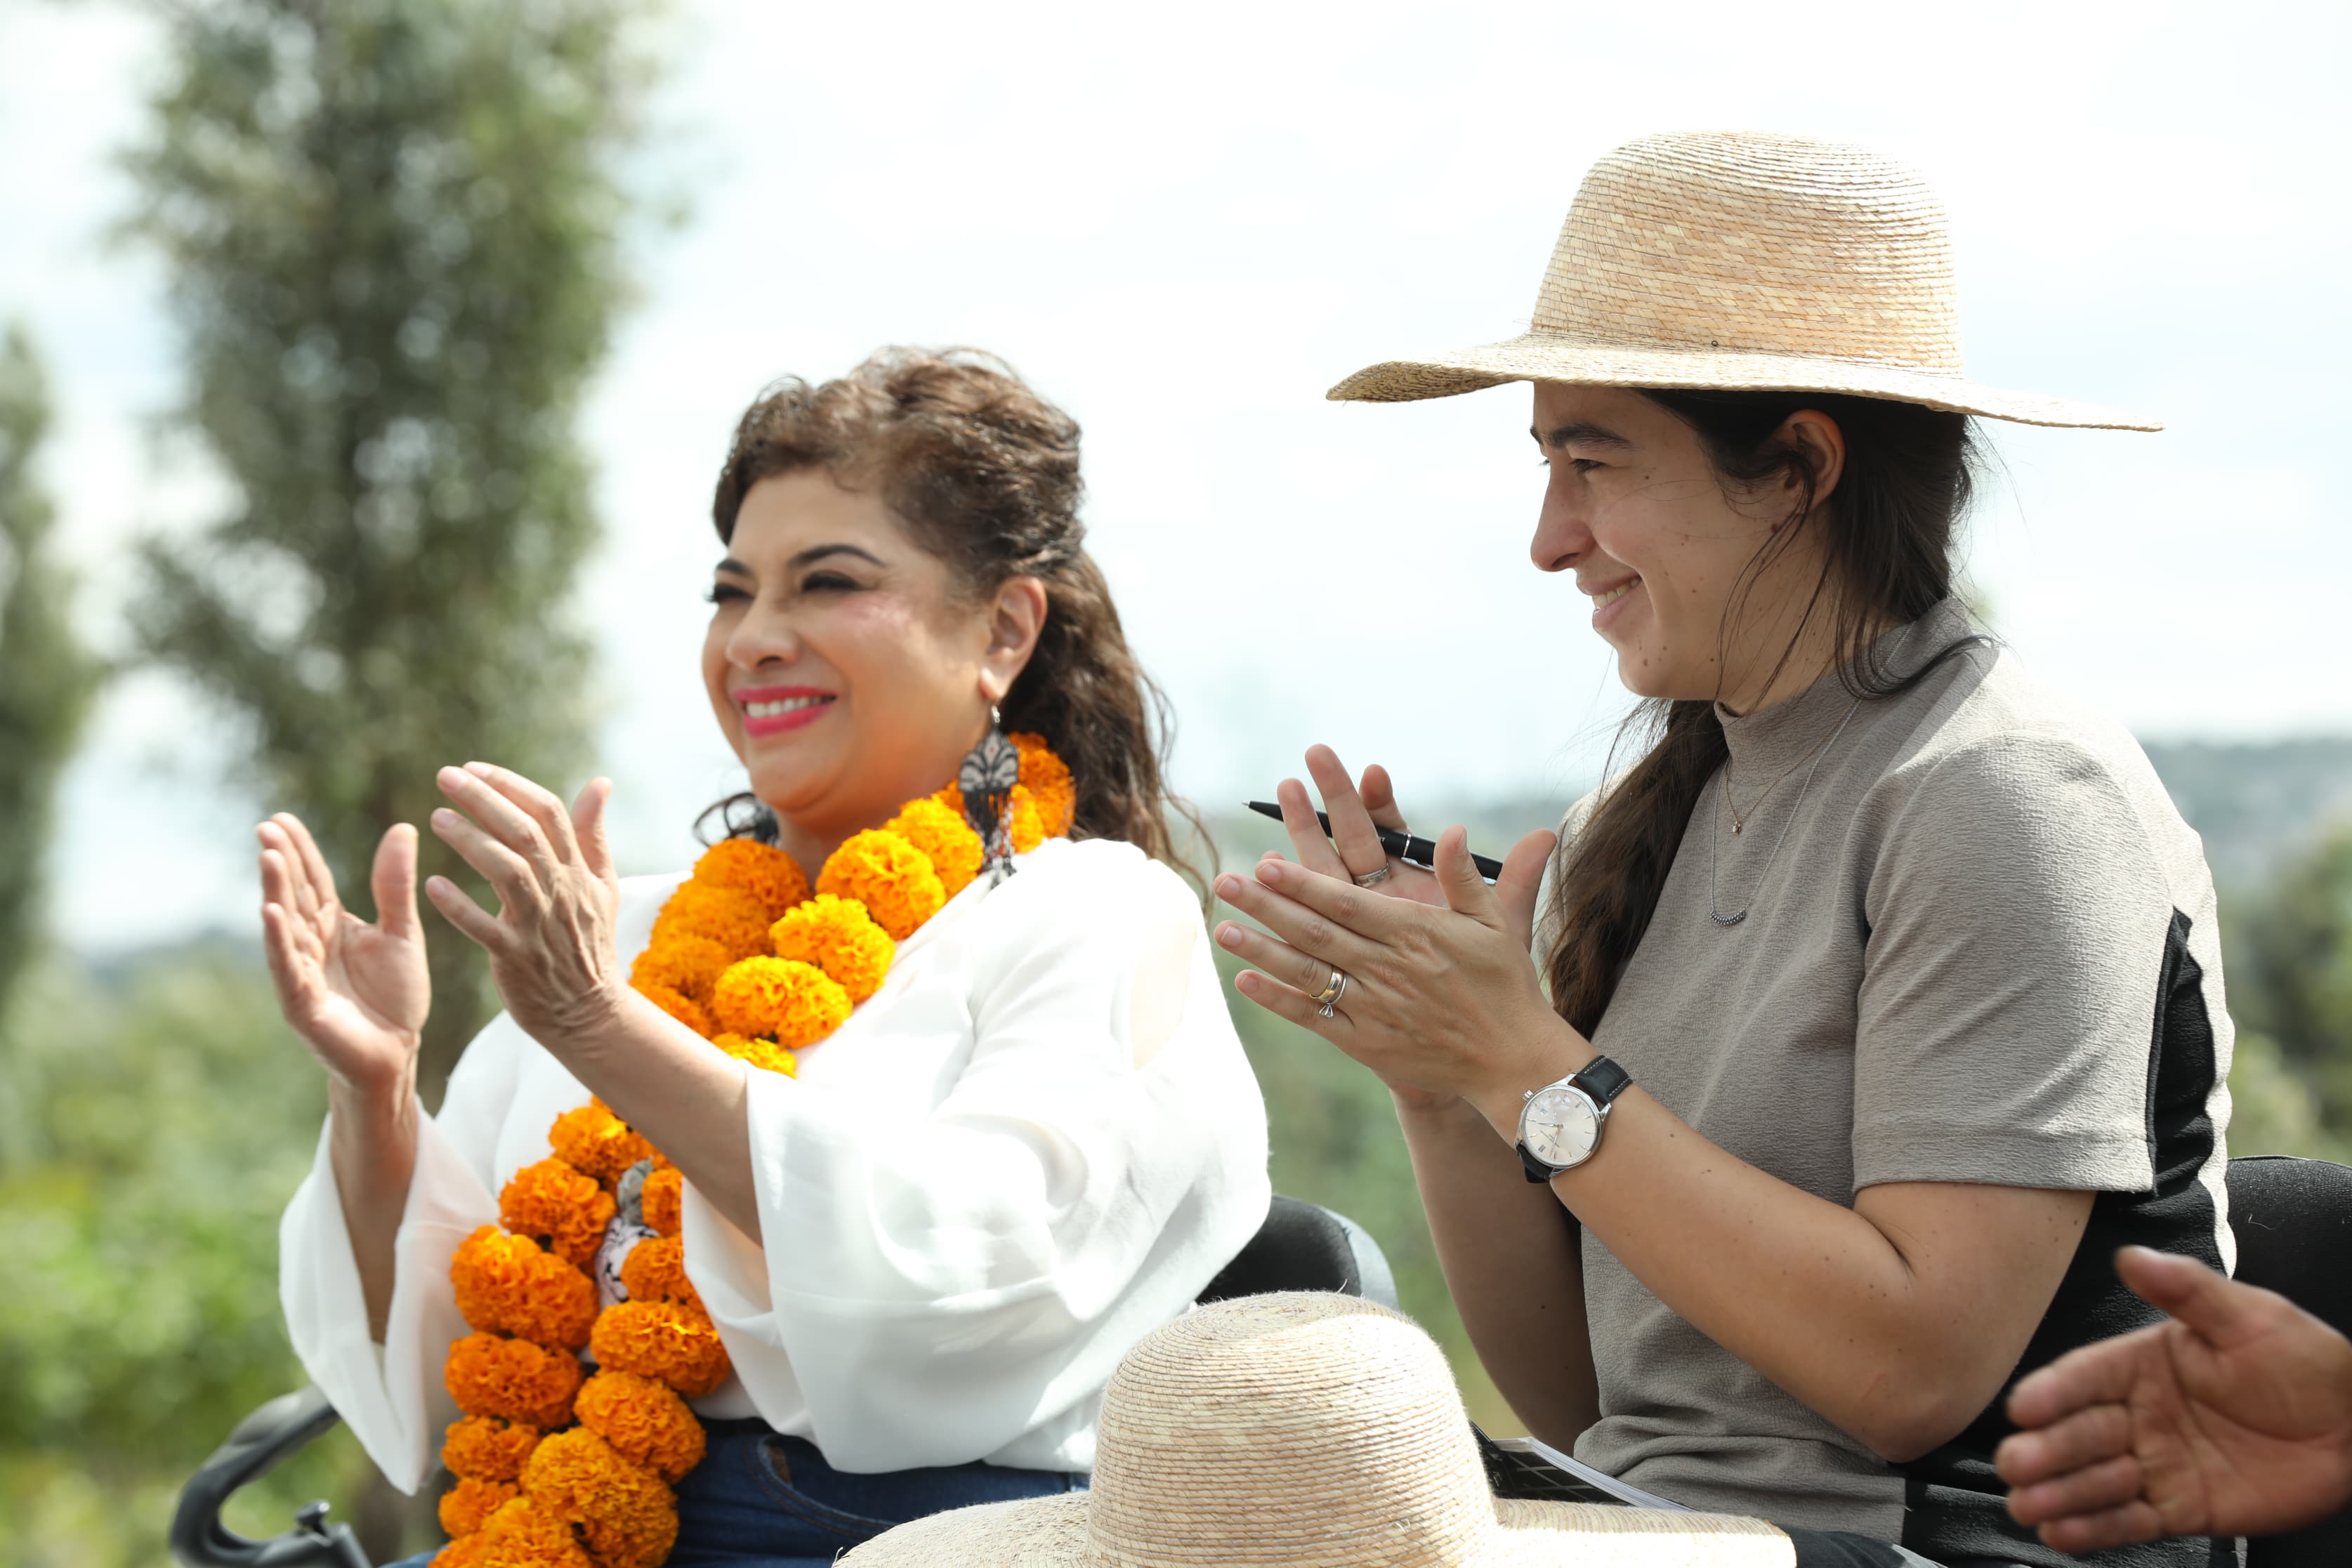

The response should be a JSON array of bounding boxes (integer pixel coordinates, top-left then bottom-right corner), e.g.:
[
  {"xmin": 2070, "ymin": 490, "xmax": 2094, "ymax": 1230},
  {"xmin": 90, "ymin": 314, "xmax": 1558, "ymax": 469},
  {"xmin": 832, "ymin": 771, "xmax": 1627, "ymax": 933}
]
[{"xmin": 1516, "ymin": 1056, "xmax": 1634, "ymax": 1182}]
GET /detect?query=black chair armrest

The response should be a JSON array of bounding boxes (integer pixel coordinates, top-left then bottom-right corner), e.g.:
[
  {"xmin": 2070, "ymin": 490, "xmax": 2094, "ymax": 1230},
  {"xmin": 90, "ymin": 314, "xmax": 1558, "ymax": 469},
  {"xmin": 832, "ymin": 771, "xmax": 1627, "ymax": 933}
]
[
  {"xmin": 170, "ymin": 1384, "xmax": 372, "ymax": 1568},
  {"xmin": 1328, "ymin": 1206, "xmax": 1400, "ymax": 1311},
  {"xmin": 1199, "ymin": 1195, "xmax": 1399, "ymax": 1309}
]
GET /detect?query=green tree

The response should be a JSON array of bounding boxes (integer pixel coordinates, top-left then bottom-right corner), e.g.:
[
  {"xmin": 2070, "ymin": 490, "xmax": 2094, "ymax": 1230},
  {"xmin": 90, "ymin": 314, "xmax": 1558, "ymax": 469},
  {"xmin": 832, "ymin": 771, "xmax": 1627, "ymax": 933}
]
[
  {"xmin": 0, "ymin": 324, "xmax": 103, "ymax": 1018},
  {"xmin": 124, "ymin": 0, "xmax": 652, "ymax": 1098},
  {"xmin": 0, "ymin": 944, "xmax": 397, "ymax": 1567},
  {"xmin": 2225, "ymin": 821, "xmax": 2352, "ymax": 1140}
]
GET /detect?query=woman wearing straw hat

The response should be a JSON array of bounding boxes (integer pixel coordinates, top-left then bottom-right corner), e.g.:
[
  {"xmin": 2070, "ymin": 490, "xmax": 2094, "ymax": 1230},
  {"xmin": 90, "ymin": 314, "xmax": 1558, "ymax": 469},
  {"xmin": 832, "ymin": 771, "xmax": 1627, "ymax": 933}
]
[{"xmin": 1213, "ymin": 133, "xmax": 2233, "ymax": 1568}]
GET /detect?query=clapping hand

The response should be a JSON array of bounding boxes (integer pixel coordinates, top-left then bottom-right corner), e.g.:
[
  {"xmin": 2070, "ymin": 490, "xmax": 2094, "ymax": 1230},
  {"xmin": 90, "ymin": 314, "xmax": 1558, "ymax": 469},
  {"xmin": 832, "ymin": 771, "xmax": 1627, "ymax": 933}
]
[
  {"xmin": 258, "ymin": 814, "xmax": 429, "ymax": 1095},
  {"xmin": 423, "ymin": 762, "xmax": 626, "ymax": 1049},
  {"xmin": 1216, "ymin": 745, "xmax": 1565, "ymax": 1126},
  {"xmin": 1263, "ymin": 747, "xmax": 1450, "ymax": 910},
  {"xmin": 1998, "ymin": 1245, "xmax": 2352, "ymax": 1550}
]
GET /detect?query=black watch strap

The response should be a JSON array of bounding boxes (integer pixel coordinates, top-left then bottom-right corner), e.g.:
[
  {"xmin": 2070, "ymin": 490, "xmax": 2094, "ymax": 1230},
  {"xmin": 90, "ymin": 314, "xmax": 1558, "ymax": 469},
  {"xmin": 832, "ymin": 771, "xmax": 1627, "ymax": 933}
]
[
  {"xmin": 1518, "ymin": 1055, "xmax": 1633, "ymax": 1183},
  {"xmin": 1573, "ymin": 1054, "xmax": 1632, "ymax": 1106}
]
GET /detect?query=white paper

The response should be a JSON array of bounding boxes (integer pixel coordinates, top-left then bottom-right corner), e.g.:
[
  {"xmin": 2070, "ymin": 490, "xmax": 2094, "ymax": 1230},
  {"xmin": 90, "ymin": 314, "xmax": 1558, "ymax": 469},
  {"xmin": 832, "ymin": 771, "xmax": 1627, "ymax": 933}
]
[{"xmin": 1496, "ymin": 1436, "xmax": 1694, "ymax": 1513}]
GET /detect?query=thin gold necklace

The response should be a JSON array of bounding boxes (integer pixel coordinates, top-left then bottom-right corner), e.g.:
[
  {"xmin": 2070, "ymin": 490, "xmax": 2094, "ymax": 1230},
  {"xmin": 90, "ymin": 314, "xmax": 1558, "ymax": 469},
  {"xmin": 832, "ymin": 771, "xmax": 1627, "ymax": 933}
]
[
  {"xmin": 1709, "ymin": 695, "xmax": 1864, "ymax": 928},
  {"xmin": 1722, "ymin": 697, "xmax": 1860, "ymax": 834}
]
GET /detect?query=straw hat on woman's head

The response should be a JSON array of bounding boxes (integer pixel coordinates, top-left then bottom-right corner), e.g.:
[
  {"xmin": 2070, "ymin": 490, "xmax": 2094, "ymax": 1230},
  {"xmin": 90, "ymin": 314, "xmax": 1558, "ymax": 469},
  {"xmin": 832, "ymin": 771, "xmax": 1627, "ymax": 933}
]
[
  {"xmin": 841, "ymin": 1292, "xmax": 1792, "ymax": 1567},
  {"xmin": 1330, "ymin": 130, "xmax": 2157, "ymax": 432}
]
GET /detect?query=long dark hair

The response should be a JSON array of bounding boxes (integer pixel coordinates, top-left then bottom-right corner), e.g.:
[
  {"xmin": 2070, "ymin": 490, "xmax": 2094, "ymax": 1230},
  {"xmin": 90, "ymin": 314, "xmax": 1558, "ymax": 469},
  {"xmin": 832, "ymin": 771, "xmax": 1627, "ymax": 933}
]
[
  {"xmin": 1544, "ymin": 390, "xmax": 1985, "ymax": 1036},
  {"xmin": 698, "ymin": 347, "xmax": 1204, "ymax": 881}
]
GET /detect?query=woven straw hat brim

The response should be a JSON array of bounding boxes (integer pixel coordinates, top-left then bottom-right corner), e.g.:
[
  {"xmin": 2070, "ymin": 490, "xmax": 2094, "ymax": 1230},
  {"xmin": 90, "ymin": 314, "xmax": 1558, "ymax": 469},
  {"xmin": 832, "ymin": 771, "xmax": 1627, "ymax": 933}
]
[
  {"xmin": 1327, "ymin": 330, "xmax": 2160, "ymax": 432},
  {"xmin": 838, "ymin": 1491, "xmax": 1795, "ymax": 1567}
]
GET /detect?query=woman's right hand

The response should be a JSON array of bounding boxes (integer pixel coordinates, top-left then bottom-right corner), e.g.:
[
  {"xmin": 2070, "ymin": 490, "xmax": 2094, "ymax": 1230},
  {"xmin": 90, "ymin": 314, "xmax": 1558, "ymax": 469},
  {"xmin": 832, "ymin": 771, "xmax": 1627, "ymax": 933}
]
[{"xmin": 259, "ymin": 813, "xmax": 430, "ymax": 1097}]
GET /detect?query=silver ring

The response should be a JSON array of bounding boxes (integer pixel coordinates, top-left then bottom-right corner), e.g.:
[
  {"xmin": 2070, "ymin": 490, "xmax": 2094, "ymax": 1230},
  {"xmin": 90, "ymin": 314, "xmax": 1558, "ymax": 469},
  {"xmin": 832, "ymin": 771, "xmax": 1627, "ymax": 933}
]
[
  {"xmin": 1353, "ymin": 864, "xmax": 1393, "ymax": 888},
  {"xmin": 1319, "ymin": 971, "xmax": 1350, "ymax": 1018},
  {"xmin": 1314, "ymin": 969, "xmax": 1350, "ymax": 1018}
]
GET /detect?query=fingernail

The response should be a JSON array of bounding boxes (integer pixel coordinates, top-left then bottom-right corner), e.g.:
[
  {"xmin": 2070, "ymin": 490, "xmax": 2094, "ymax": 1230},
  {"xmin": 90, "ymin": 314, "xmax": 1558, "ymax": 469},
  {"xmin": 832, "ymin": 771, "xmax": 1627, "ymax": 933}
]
[
  {"xmin": 1235, "ymin": 972, "xmax": 1258, "ymax": 994},
  {"xmin": 1259, "ymin": 859, "xmax": 1287, "ymax": 885},
  {"xmin": 466, "ymin": 761, "xmax": 493, "ymax": 777},
  {"xmin": 1214, "ymin": 875, "xmax": 1241, "ymax": 900},
  {"xmin": 432, "ymin": 808, "xmax": 457, "ymax": 828},
  {"xmin": 1214, "ymin": 923, "xmax": 1240, "ymax": 949}
]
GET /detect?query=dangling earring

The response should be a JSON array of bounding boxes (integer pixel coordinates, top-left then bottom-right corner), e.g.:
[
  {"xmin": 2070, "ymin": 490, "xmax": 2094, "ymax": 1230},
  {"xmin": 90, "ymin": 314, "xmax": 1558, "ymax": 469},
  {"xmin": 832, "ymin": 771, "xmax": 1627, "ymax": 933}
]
[{"xmin": 957, "ymin": 718, "xmax": 1022, "ymax": 884}]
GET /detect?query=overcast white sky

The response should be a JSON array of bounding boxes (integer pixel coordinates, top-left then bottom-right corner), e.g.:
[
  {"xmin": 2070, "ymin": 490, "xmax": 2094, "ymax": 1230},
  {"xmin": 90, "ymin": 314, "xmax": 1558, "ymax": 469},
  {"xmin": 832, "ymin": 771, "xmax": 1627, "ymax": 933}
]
[{"xmin": 4, "ymin": 0, "xmax": 2348, "ymax": 951}]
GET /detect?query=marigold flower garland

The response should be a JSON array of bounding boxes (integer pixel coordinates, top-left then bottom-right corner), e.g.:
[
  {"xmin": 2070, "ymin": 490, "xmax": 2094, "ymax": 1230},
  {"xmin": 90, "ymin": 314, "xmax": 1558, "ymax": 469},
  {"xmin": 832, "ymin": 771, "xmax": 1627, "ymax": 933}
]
[{"xmin": 433, "ymin": 735, "xmax": 1074, "ymax": 1567}]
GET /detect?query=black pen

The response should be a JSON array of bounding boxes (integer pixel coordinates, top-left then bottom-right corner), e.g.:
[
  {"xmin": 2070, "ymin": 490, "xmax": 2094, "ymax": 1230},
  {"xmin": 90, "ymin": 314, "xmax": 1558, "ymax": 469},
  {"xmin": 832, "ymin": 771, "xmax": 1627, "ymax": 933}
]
[{"xmin": 1245, "ymin": 801, "xmax": 1505, "ymax": 881}]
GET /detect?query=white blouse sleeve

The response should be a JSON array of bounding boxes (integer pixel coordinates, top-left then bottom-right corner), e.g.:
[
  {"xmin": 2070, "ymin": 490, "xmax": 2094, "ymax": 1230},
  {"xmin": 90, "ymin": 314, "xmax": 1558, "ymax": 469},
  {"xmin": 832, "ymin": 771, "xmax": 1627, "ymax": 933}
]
[
  {"xmin": 276, "ymin": 1013, "xmax": 532, "ymax": 1494},
  {"xmin": 689, "ymin": 839, "xmax": 1271, "ymax": 1474}
]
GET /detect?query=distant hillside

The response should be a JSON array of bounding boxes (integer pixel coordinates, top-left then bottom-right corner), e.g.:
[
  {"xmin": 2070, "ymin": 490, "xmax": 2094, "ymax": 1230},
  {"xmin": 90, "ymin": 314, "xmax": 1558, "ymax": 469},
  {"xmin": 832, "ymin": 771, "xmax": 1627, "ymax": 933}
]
[{"xmin": 2141, "ymin": 737, "xmax": 2352, "ymax": 890}]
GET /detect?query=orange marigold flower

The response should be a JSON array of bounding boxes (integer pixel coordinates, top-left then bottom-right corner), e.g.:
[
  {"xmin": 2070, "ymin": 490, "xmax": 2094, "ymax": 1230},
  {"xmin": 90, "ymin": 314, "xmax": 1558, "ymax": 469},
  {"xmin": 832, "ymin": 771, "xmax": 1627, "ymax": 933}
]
[
  {"xmin": 442, "ymin": 1416, "xmax": 541, "ymax": 1482},
  {"xmin": 1010, "ymin": 733, "xmax": 1077, "ymax": 836},
  {"xmin": 547, "ymin": 1098, "xmax": 654, "ymax": 1189},
  {"xmin": 619, "ymin": 1234, "xmax": 702, "ymax": 1312},
  {"xmin": 690, "ymin": 838, "xmax": 810, "ymax": 921},
  {"xmin": 650, "ymin": 881, "xmax": 773, "ymax": 957},
  {"xmin": 590, "ymin": 1299, "xmax": 732, "ymax": 1397},
  {"xmin": 450, "ymin": 1227, "xmax": 598, "ymax": 1349},
  {"xmin": 628, "ymin": 934, "xmax": 735, "ymax": 1009},
  {"xmin": 640, "ymin": 1165, "xmax": 683, "ymax": 1237},
  {"xmin": 445, "ymin": 1332, "xmax": 582, "ymax": 1429},
  {"xmin": 574, "ymin": 1369, "xmax": 706, "ymax": 1484},
  {"xmin": 709, "ymin": 956, "xmax": 851, "ymax": 1047},
  {"xmin": 1006, "ymin": 785, "xmax": 1046, "ymax": 854},
  {"xmin": 473, "ymin": 1496, "xmax": 594, "ymax": 1568},
  {"xmin": 634, "ymin": 980, "xmax": 714, "ymax": 1040},
  {"xmin": 440, "ymin": 1476, "xmax": 518, "ymax": 1538},
  {"xmin": 713, "ymin": 1032, "xmax": 799, "ymax": 1078},
  {"xmin": 881, "ymin": 797, "xmax": 985, "ymax": 899},
  {"xmin": 431, "ymin": 1533, "xmax": 492, "ymax": 1568},
  {"xmin": 816, "ymin": 829, "xmax": 945, "ymax": 940},
  {"xmin": 498, "ymin": 1159, "xmax": 615, "ymax": 1268},
  {"xmin": 523, "ymin": 1427, "xmax": 681, "ymax": 1568},
  {"xmin": 768, "ymin": 892, "xmax": 895, "ymax": 1001}
]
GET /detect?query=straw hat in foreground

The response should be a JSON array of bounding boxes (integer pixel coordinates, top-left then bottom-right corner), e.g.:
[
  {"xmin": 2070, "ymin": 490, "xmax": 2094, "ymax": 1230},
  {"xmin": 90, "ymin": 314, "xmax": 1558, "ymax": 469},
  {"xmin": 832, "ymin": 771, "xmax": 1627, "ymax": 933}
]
[
  {"xmin": 1329, "ymin": 130, "xmax": 2158, "ymax": 432},
  {"xmin": 841, "ymin": 1292, "xmax": 1792, "ymax": 1567}
]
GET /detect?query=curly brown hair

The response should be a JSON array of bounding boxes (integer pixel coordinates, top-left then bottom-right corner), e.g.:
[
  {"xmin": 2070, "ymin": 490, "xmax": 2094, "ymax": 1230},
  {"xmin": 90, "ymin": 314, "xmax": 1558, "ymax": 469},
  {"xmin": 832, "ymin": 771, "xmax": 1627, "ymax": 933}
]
[{"xmin": 703, "ymin": 347, "xmax": 1204, "ymax": 883}]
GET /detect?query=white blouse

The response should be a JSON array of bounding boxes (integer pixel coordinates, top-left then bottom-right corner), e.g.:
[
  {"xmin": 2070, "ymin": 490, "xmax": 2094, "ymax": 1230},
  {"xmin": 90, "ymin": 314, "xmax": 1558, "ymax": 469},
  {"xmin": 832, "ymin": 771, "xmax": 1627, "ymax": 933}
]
[{"xmin": 279, "ymin": 836, "xmax": 1271, "ymax": 1492}]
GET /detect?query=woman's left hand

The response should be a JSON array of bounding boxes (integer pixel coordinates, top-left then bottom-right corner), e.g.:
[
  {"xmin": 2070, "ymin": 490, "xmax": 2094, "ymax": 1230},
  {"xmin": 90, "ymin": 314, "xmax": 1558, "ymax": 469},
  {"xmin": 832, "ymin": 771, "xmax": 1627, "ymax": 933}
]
[
  {"xmin": 1215, "ymin": 817, "xmax": 1579, "ymax": 1135},
  {"xmin": 424, "ymin": 762, "xmax": 627, "ymax": 1048}
]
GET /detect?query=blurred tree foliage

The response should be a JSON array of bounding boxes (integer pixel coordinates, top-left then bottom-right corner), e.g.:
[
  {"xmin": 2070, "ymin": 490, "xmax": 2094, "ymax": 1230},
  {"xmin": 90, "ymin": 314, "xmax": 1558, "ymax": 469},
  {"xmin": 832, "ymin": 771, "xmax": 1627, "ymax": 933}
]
[
  {"xmin": 124, "ymin": 0, "xmax": 654, "ymax": 1100},
  {"xmin": 0, "ymin": 324, "xmax": 104, "ymax": 1019},
  {"xmin": 2223, "ymin": 822, "xmax": 2352, "ymax": 1162},
  {"xmin": 0, "ymin": 944, "xmax": 398, "ymax": 1567}
]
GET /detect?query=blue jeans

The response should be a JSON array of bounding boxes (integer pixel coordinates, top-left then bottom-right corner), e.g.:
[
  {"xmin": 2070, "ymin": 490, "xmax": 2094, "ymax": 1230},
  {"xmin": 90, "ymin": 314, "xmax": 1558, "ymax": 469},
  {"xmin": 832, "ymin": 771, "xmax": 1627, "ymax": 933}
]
[{"xmin": 390, "ymin": 1421, "xmax": 1087, "ymax": 1567}]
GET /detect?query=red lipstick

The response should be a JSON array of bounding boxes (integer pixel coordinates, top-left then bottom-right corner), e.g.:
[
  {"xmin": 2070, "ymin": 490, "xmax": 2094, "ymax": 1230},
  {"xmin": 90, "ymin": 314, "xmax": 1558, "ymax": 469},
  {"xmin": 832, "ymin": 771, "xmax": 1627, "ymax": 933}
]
[{"xmin": 736, "ymin": 685, "xmax": 836, "ymax": 738}]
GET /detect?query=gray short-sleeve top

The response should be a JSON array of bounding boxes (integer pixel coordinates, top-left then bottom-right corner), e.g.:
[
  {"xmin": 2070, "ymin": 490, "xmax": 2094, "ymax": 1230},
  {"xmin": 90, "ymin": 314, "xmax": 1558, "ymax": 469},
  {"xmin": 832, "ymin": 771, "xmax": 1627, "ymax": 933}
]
[{"xmin": 1562, "ymin": 600, "xmax": 2234, "ymax": 1567}]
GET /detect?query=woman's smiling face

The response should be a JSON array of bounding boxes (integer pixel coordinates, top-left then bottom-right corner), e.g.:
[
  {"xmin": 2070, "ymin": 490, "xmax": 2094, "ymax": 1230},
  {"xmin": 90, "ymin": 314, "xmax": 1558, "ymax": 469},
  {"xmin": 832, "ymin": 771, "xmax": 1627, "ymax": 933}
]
[
  {"xmin": 703, "ymin": 469, "xmax": 1032, "ymax": 859},
  {"xmin": 1527, "ymin": 383, "xmax": 1832, "ymax": 708}
]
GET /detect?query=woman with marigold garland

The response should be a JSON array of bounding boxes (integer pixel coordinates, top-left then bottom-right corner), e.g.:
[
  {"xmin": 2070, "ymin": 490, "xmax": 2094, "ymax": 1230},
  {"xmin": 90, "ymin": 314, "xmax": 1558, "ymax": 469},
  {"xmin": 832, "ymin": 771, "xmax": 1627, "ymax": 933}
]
[{"xmin": 264, "ymin": 349, "xmax": 1270, "ymax": 1567}]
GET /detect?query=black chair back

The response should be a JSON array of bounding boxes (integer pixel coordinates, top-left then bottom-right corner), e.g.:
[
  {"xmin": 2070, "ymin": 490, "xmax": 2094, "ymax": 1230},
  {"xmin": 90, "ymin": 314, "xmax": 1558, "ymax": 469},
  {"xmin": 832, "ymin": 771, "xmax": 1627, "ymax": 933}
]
[
  {"xmin": 1198, "ymin": 1194, "xmax": 1398, "ymax": 1310},
  {"xmin": 2227, "ymin": 1154, "xmax": 2352, "ymax": 1568}
]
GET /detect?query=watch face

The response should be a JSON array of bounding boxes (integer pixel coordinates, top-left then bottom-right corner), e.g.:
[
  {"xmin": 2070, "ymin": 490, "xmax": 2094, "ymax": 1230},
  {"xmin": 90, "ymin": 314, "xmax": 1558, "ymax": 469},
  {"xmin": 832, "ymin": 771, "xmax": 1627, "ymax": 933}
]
[{"xmin": 1522, "ymin": 1084, "xmax": 1601, "ymax": 1167}]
